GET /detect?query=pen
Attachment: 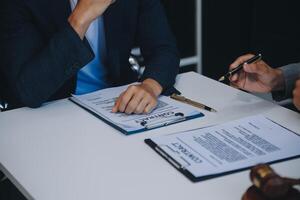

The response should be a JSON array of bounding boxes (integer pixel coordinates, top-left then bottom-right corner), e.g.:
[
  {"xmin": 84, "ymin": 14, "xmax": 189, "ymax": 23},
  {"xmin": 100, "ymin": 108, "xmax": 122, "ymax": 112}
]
[
  {"xmin": 170, "ymin": 94, "xmax": 217, "ymax": 112},
  {"xmin": 218, "ymin": 54, "xmax": 262, "ymax": 82}
]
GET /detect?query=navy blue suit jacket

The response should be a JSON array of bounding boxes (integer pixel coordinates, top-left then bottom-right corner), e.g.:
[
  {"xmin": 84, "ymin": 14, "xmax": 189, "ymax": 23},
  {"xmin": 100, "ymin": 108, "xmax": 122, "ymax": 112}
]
[{"xmin": 0, "ymin": 0, "xmax": 179, "ymax": 108}]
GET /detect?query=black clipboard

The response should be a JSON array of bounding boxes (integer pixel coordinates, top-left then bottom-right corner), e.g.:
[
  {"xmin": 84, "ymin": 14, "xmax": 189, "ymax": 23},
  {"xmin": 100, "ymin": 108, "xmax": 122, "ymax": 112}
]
[{"xmin": 144, "ymin": 138, "xmax": 300, "ymax": 183}]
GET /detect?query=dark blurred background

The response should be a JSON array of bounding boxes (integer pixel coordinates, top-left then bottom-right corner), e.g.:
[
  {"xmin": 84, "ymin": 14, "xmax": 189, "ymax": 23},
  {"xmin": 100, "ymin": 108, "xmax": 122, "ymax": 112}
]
[{"xmin": 161, "ymin": 0, "xmax": 300, "ymax": 80}]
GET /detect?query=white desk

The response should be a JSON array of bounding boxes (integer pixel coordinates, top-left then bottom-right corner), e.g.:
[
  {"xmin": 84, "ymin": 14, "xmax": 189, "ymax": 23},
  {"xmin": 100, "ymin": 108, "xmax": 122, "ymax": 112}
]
[{"xmin": 1, "ymin": 72, "xmax": 300, "ymax": 200}]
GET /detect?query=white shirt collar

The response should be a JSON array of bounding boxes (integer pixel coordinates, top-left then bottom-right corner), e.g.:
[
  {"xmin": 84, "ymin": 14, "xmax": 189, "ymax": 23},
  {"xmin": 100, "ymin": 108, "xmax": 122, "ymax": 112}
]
[{"xmin": 70, "ymin": 0, "xmax": 77, "ymax": 11}]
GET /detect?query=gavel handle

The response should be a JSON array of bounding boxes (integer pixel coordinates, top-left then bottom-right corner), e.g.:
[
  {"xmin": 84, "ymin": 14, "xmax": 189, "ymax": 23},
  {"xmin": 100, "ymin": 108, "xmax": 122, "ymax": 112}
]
[{"xmin": 283, "ymin": 178, "xmax": 300, "ymax": 186}]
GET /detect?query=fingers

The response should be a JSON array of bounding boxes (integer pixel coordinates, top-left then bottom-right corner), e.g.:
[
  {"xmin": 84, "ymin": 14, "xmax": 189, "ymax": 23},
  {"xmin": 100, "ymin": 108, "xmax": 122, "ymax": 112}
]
[
  {"xmin": 112, "ymin": 92, "xmax": 124, "ymax": 113},
  {"xmin": 112, "ymin": 88, "xmax": 134, "ymax": 113},
  {"xmin": 230, "ymin": 73, "xmax": 239, "ymax": 82},
  {"xmin": 229, "ymin": 66, "xmax": 247, "ymax": 86},
  {"xmin": 229, "ymin": 54, "xmax": 254, "ymax": 83},
  {"xmin": 229, "ymin": 54, "xmax": 255, "ymax": 70},
  {"xmin": 243, "ymin": 61, "xmax": 270, "ymax": 76},
  {"xmin": 230, "ymin": 71, "xmax": 247, "ymax": 89},
  {"xmin": 124, "ymin": 90, "xmax": 144, "ymax": 114},
  {"xmin": 112, "ymin": 84, "xmax": 158, "ymax": 115},
  {"xmin": 229, "ymin": 53, "xmax": 269, "ymax": 75},
  {"xmin": 114, "ymin": 85, "xmax": 137, "ymax": 113},
  {"xmin": 293, "ymin": 80, "xmax": 300, "ymax": 110},
  {"xmin": 144, "ymin": 101, "xmax": 157, "ymax": 113},
  {"xmin": 134, "ymin": 98, "xmax": 149, "ymax": 114}
]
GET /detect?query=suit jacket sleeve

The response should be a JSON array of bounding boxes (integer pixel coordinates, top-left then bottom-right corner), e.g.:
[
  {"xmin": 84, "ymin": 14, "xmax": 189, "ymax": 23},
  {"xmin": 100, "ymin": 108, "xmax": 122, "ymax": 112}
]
[
  {"xmin": 0, "ymin": 0, "xmax": 94, "ymax": 108},
  {"xmin": 272, "ymin": 63, "xmax": 300, "ymax": 101},
  {"xmin": 136, "ymin": 0, "xmax": 180, "ymax": 94}
]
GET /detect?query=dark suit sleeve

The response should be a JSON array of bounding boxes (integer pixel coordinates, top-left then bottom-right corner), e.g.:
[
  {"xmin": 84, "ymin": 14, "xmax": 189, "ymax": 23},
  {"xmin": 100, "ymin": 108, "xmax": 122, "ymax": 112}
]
[
  {"xmin": 0, "ymin": 0, "xmax": 94, "ymax": 108},
  {"xmin": 136, "ymin": 0, "xmax": 180, "ymax": 94}
]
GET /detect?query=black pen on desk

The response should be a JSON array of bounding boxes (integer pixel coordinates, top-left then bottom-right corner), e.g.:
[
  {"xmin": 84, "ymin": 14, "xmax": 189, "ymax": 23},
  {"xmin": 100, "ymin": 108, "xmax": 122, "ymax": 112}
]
[{"xmin": 218, "ymin": 54, "xmax": 262, "ymax": 82}]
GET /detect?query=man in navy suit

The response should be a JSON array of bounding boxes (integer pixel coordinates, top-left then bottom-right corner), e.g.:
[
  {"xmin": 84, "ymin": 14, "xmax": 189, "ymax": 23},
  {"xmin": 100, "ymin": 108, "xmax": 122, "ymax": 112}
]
[
  {"xmin": 0, "ymin": 0, "xmax": 179, "ymax": 114},
  {"xmin": 0, "ymin": 1, "xmax": 179, "ymax": 197}
]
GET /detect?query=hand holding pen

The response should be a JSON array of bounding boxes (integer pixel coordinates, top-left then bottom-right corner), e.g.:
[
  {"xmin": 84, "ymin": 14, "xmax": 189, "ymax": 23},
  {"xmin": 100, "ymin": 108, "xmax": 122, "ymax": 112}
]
[
  {"xmin": 219, "ymin": 54, "xmax": 262, "ymax": 82},
  {"xmin": 220, "ymin": 54, "xmax": 285, "ymax": 93}
]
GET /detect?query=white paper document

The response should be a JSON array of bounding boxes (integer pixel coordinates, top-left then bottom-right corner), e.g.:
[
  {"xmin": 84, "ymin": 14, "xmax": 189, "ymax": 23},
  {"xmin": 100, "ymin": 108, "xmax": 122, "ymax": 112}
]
[
  {"xmin": 146, "ymin": 115, "xmax": 300, "ymax": 181},
  {"xmin": 70, "ymin": 84, "xmax": 204, "ymax": 135}
]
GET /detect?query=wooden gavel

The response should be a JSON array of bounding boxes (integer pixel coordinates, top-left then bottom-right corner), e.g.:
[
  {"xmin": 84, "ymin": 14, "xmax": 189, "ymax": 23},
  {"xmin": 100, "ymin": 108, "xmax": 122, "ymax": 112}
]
[{"xmin": 249, "ymin": 164, "xmax": 300, "ymax": 199}]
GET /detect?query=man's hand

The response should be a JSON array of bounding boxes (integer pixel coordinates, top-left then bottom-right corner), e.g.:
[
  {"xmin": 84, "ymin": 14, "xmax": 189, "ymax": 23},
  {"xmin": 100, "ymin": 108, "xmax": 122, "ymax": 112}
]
[
  {"xmin": 229, "ymin": 54, "xmax": 284, "ymax": 93},
  {"xmin": 293, "ymin": 80, "xmax": 300, "ymax": 111},
  {"xmin": 68, "ymin": 0, "xmax": 115, "ymax": 39},
  {"xmin": 112, "ymin": 79, "xmax": 163, "ymax": 114}
]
